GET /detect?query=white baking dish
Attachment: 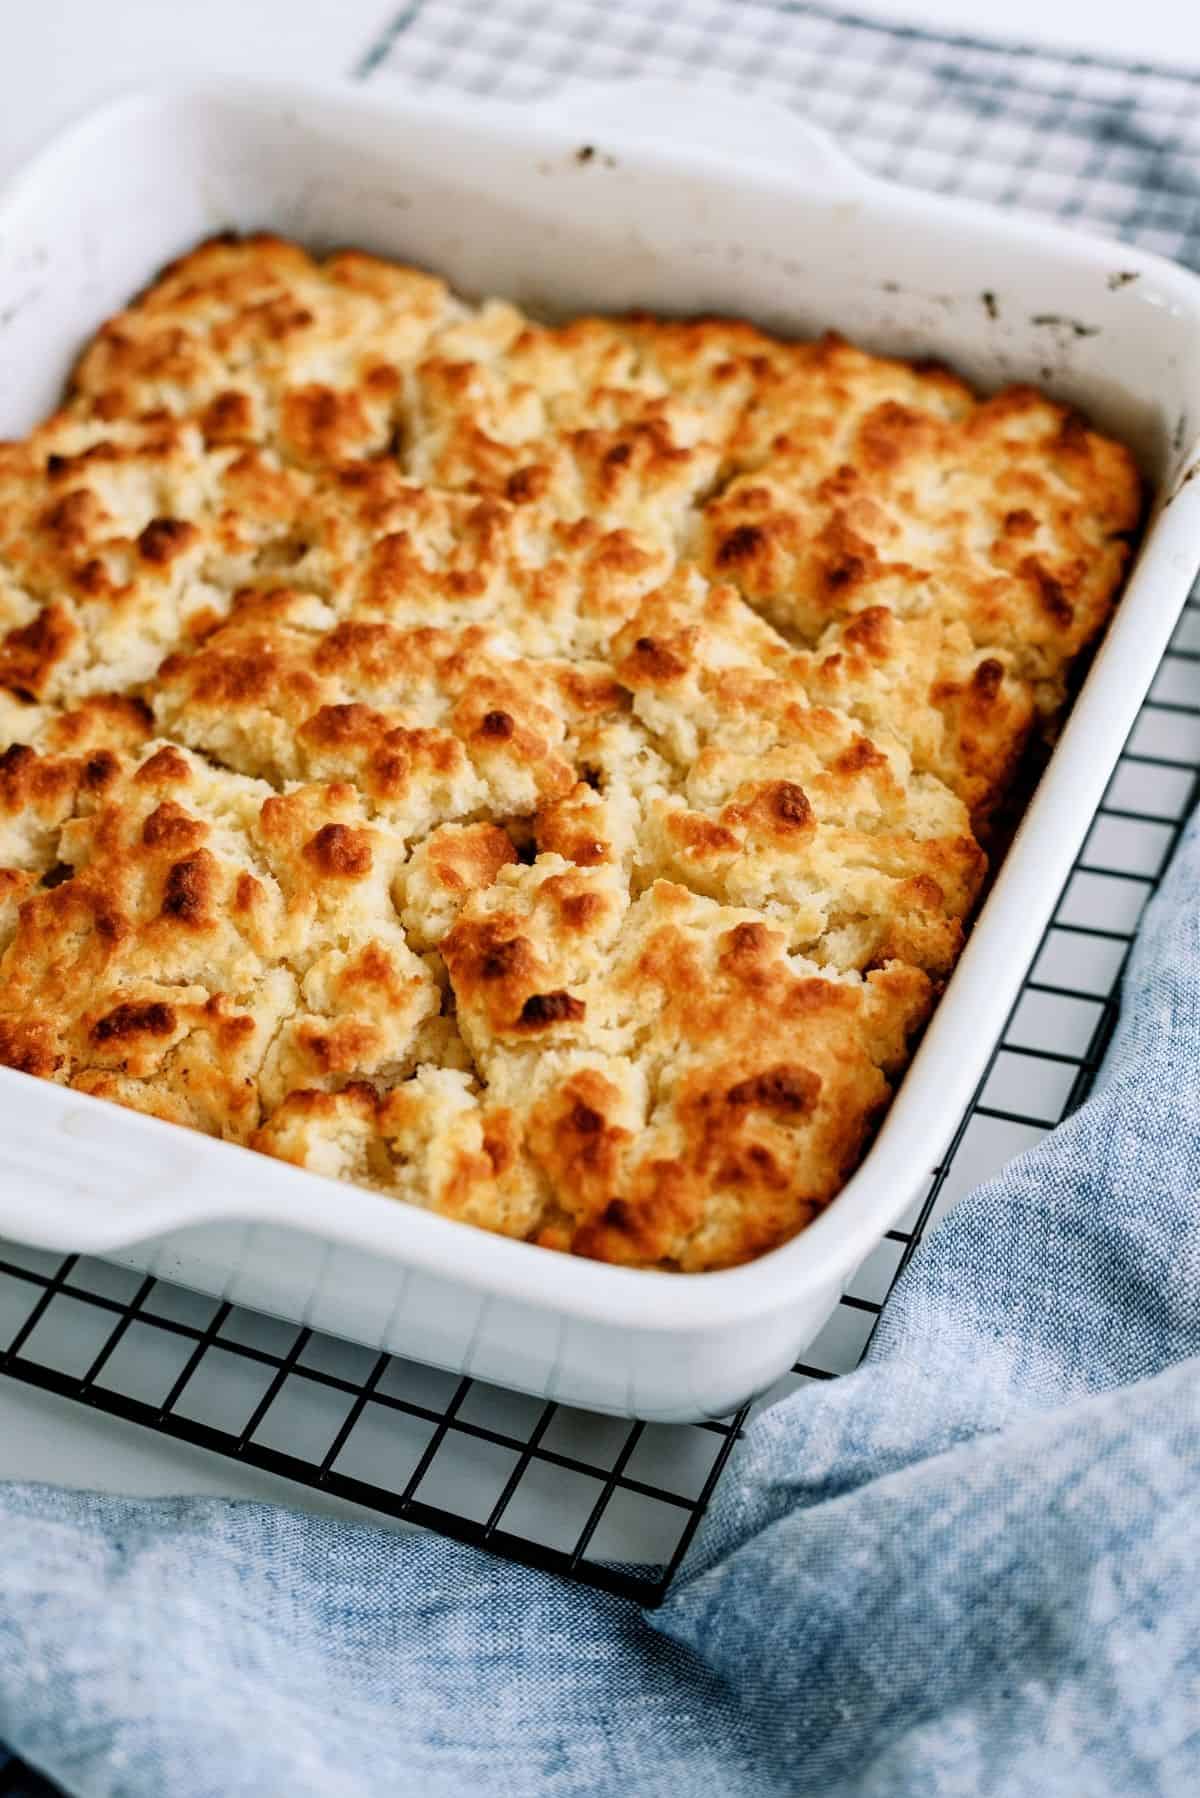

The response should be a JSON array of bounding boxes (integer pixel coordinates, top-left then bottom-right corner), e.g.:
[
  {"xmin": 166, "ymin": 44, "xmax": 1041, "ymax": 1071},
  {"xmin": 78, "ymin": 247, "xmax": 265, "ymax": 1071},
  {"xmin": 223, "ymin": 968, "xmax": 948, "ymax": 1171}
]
[{"xmin": 1, "ymin": 78, "xmax": 1198, "ymax": 1422}]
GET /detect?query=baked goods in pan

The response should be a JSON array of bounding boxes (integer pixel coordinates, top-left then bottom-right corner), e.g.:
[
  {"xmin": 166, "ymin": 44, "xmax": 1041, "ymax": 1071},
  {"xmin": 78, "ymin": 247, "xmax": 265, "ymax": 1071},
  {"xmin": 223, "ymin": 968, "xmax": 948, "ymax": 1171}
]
[{"xmin": 0, "ymin": 236, "xmax": 1141, "ymax": 1268}]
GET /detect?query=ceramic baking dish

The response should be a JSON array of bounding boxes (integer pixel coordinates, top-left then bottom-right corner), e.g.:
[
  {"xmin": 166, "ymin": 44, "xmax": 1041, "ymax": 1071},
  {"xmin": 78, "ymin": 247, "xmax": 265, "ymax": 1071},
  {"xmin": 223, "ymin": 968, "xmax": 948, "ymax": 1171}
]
[{"xmin": 1, "ymin": 78, "xmax": 1198, "ymax": 1422}]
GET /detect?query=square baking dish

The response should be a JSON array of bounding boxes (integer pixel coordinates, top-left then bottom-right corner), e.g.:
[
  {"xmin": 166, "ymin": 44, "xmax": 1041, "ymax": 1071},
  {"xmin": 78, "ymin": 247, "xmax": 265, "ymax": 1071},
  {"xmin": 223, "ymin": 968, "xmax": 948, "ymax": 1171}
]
[{"xmin": 1, "ymin": 77, "xmax": 1198, "ymax": 1422}]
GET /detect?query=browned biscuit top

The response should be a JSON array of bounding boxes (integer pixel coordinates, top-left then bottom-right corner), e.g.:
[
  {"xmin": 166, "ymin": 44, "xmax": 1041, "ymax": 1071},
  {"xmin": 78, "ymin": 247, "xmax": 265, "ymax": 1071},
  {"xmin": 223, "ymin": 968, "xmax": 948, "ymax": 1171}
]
[{"xmin": 0, "ymin": 236, "xmax": 1141, "ymax": 1268}]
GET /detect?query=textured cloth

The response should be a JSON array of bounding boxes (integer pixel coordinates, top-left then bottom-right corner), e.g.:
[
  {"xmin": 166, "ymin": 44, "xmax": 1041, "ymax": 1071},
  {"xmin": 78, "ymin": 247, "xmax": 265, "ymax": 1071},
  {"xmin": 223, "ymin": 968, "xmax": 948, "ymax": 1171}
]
[{"xmin": 1, "ymin": 808, "xmax": 1199, "ymax": 1796}]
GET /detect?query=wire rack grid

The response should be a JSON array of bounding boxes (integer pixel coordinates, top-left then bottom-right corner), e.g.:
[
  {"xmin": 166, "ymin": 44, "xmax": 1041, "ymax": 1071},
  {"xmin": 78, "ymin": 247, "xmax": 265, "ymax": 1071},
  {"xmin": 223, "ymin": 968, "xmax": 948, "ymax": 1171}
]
[{"xmin": 1, "ymin": 0, "xmax": 1199, "ymax": 1631}]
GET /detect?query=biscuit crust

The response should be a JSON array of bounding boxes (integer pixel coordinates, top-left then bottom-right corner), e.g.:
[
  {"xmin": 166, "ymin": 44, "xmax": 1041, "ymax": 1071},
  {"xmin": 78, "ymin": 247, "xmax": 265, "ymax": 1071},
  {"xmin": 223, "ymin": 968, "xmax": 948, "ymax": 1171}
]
[{"xmin": 0, "ymin": 237, "xmax": 1141, "ymax": 1268}]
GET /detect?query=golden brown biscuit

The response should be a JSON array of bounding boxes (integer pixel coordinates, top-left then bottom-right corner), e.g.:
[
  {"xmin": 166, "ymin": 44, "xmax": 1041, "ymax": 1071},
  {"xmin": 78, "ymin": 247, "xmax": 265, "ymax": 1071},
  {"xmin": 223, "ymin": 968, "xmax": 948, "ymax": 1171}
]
[
  {"xmin": 0, "ymin": 693, "xmax": 155, "ymax": 946},
  {"xmin": 67, "ymin": 234, "xmax": 460, "ymax": 466},
  {"xmin": 258, "ymin": 883, "xmax": 931, "ymax": 1269},
  {"xmin": 152, "ymin": 588, "xmax": 628, "ymax": 828},
  {"xmin": 0, "ymin": 743, "xmax": 441, "ymax": 1135},
  {"xmin": 254, "ymin": 1066, "xmax": 550, "ymax": 1240},
  {"xmin": 280, "ymin": 459, "xmax": 673, "ymax": 657},
  {"xmin": 703, "ymin": 378, "xmax": 1139, "ymax": 713},
  {"xmin": 0, "ymin": 235, "xmax": 1142, "ymax": 1268},
  {"xmin": 567, "ymin": 885, "xmax": 933, "ymax": 1269},
  {"xmin": 0, "ymin": 413, "xmax": 311, "ymax": 700}
]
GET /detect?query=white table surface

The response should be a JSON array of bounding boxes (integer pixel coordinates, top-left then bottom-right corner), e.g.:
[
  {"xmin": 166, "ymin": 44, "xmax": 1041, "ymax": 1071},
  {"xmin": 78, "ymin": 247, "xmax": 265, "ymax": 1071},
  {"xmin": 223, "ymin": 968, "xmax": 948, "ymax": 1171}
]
[{"xmin": 0, "ymin": 0, "xmax": 1195, "ymax": 1508}]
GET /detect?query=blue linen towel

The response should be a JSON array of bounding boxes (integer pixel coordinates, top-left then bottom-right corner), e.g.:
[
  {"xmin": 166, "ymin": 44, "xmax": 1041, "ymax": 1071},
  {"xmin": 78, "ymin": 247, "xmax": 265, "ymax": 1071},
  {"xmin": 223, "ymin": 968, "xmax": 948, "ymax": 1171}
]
[{"xmin": 2, "ymin": 809, "xmax": 1200, "ymax": 1798}]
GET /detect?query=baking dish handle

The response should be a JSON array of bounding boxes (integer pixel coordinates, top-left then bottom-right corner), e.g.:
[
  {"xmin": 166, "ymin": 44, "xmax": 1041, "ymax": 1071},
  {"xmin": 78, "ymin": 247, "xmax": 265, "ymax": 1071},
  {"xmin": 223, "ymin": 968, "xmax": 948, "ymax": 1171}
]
[{"xmin": 525, "ymin": 76, "xmax": 862, "ymax": 188}]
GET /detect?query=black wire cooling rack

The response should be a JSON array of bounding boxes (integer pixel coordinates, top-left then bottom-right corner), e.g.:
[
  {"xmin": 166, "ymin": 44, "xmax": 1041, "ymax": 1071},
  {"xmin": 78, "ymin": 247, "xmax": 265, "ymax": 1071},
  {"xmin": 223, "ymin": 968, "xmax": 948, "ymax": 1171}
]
[{"xmin": 2, "ymin": 0, "xmax": 1200, "ymax": 1641}]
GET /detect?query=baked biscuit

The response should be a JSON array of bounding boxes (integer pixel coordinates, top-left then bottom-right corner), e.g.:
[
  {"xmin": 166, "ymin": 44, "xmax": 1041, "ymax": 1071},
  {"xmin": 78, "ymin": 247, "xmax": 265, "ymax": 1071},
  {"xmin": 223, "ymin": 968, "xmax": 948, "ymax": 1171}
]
[
  {"xmin": 284, "ymin": 460, "xmax": 673, "ymax": 656},
  {"xmin": 0, "ymin": 236, "xmax": 1141, "ymax": 1268},
  {"xmin": 568, "ymin": 886, "xmax": 932, "ymax": 1269},
  {"xmin": 254, "ymin": 1068, "xmax": 550, "ymax": 1241},
  {"xmin": 703, "ymin": 377, "xmax": 1139, "ymax": 711},
  {"xmin": 261, "ymin": 884, "xmax": 931, "ymax": 1270},
  {"xmin": 0, "ymin": 743, "xmax": 443, "ymax": 1135},
  {"xmin": 152, "ymin": 589, "xmax": 628, "ymax": 827},
  {"xmin": 67, "ymin": 234, "xmax": 461, "ymax": 467},
  {"xmin": 0, "ymin": 412, "xmax": 310, "ymax": 700},
  {"xmin": 0, "ymin": 693, "xmax": 154, "ymax": 948}
]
